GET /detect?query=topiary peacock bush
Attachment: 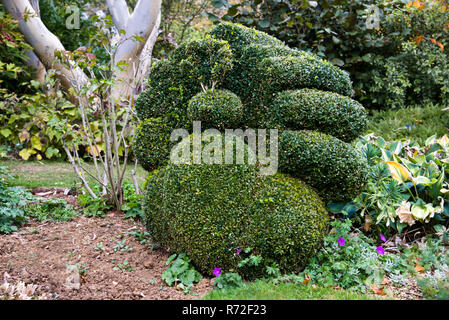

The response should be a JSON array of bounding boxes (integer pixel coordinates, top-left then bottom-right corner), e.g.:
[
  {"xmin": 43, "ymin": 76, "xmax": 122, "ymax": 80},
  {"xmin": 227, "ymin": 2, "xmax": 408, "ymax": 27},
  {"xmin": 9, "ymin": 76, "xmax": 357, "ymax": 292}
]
[{"xmin": 133, "ymin": 23, "xmax": 369, "ymax": 277}]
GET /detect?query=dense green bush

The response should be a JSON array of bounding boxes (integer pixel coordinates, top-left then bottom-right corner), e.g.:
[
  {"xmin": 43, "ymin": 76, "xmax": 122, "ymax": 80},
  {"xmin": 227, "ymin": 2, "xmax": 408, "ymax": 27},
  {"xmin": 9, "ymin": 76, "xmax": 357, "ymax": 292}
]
[
  {"xmin": 0, "ymin": 11, "xmax": 33, "ymax": 95},
  {"xmin": 0, "ymin": 74, "xmax": 78, "ymax": 161},
  {"xmin": 187, "ymin": 89, "xmax": 243, "ymax": 129},
  {"xmin": 270, "ymin": 89, "xmax": 367, "ymax": 142},
  {"xmin": 144, "ymin": 162, "xmax": 328, "ymax": 276},
  {"xmin": 209, "ymin": 23, "xmax": 353, "ymax": 126},
  {"xmin": 136, "ymin": 22, "xmax": 368, "ymax": 278},
  {"xmin": 135, "ymin": 37, "xmax": 233, "ymax": 121},
  {"xmin": 279, "ymin": 130, "xmax": 368, "ymax": 202}
]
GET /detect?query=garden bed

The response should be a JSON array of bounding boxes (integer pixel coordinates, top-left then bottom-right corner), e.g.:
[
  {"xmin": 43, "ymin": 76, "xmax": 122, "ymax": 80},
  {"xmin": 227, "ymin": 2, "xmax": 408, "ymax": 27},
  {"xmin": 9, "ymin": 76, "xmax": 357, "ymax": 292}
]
[{"xmin": 0, "ymin": 209, "xmax": 213, "ymax": 300}]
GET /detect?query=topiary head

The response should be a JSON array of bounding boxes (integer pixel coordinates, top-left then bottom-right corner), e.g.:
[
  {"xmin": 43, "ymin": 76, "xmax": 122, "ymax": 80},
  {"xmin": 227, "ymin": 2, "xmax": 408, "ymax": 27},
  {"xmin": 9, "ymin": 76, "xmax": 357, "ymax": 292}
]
[{"xmin": 187, "ymin": 89, "xmax": 243, "ymax": 130}]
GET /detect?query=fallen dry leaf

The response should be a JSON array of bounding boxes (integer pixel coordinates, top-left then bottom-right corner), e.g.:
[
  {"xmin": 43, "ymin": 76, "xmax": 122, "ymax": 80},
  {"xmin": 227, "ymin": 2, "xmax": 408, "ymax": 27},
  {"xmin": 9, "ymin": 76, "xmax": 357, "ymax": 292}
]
[
  {"xmin": 381, "ymin": 276, "xmax": 391, "ymax": 286},
  {"xmin": 414, "ymin": 264, "xmax": 425, "ymax": 273},
  {"xmin": 302, "ymin": 274, "xmax": 311, "ymax": 285},
  {"xmin": 396, "ymin": 201, "xmax": 416, "ymax": 226},
  {"xmin": 364, "ymin": 214, "xmax": 373, "ymax": 232},
  {"xmin": 370, "ymin": 284, "xmax": 386, "ymax": 296}
]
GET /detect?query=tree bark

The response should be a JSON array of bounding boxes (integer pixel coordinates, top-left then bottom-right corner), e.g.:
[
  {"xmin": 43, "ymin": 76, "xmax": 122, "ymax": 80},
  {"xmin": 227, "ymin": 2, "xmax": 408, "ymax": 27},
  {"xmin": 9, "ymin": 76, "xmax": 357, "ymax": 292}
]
[
  {"xmin": 1, "ymin": 0, "xmax": 87, "ymax": 92},
  {"xmin": 2, "ymin": 0, "xmax": 161, "ymax": 100},
  {"xmin": 110, "ymin": 0, "xmax": 161, "ymax": 99},
  {"xmin": 24, "ymin": 50, "xmax": 46, "ymax": 82},
  {"xmin": 135, "ymin": 11, "xmax": 161, "ymax": 94},
  {"xmin": 24, "ymin": 0, "xmax": 46, "ymax": 82}
]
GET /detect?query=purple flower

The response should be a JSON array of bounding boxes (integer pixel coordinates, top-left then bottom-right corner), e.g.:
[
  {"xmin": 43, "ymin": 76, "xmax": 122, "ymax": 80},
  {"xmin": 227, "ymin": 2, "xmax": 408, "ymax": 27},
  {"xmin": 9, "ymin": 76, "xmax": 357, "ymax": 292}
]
[
  {"xmin": 213, "ymin": 267, "xmax": 221, "ymax": 277},
  {"xmin": 376, "ymin": 246, "xmax": 385, "ymax": 255},
  {"xmin": 338, "ymin": 238, "xmax": 345, "ymax": 246},
  {"xmin": 380, "ymin": 234, "xmax": 386, "ymax": 242},
  {"xmin": 236, "ymin": 249, "xmax": 241, "ymax": 254}
]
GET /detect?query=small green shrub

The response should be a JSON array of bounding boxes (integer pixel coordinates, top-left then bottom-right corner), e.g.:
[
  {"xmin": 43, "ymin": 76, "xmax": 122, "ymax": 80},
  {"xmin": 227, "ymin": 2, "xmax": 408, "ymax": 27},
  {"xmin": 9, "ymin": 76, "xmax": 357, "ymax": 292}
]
[
  {"xmin": 187, "ymin": 89, "xmax": 243, "ymax": 129},
  {"xmin": 27, "ymin": 198, "xmax": 77, "ymax": 222},
  {"xmin": 0, "ymin": 167, "xmax": 30, "ymax": 234},
  {"xmin": 299, "ymin": 219, "xmax": 400, "ymax": 292},
  {"xmin": 144, "ymin": 162, "xmax": 329, "ymax": 277},
  {"xmin": 171, "ymin": 36, "xmax": 234, "ymax": 88},
  {"xmin": 121, "ymin": 183, "xmax": 143, "ymax": 220},
  {"xmin": 209, "ymin": 22, "xmax": 284, "ymax": 55},
  {"xmin": 162, "ymin": 253, "xmax": 203, "ymax": 294},
  {"xmin": 213, "ymin": 272, "xmax": 244, "ymax": 291},
  {"xmin": 77, "ymin": 186, "xmax": 112, "ymax": 217},
  {"xmin": 78, "ymin": 182, "xmax": 141, "ymax": 218},
  {"xmin": 270, "ymin": 89, "xmax": 367, "ymax": 142},
  {"xmin": 135, "ymin": 37, "xmax": 233, "ymax": 121},
  {"xmin": 279, "ymin": 130, "xmax": 369, "ymax": 202}
]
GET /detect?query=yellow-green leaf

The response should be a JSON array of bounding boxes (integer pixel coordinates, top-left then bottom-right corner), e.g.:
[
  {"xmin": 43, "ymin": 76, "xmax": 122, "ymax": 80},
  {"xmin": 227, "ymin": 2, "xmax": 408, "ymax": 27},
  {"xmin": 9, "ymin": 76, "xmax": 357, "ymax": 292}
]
[
  {"xmin": 31, "ymin": 136, "xmax": 42, "ymax": 151},
  {"xmin": 18, "ymin": 148, "xmax": 36, "ymax": 161},
  {"xmin": 385, "ymin": 161, "xmax": 413, "ymax": 184},
  {"xmin": 0, "ymin": 128, "xmax": 12, "ymax": 138}
]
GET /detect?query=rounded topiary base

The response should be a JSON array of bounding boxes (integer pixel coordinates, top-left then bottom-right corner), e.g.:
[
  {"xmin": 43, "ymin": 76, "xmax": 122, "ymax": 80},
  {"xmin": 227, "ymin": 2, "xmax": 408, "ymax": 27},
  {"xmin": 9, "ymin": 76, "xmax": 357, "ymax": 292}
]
[{"xmin": 143, "ymin": 163, "xmax": 329, "ymax": 277}]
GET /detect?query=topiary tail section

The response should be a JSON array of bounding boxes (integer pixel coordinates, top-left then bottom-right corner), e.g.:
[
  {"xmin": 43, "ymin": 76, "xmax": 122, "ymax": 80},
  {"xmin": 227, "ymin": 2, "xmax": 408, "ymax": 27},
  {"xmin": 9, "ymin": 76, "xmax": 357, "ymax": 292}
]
[
  {"xmin": 279, "ymin": 130, "xmax": 369, "ymax": 202},
  {"xmin": 269, "ymin": 89, "xmax": 367, "ymax": 142},
  {"xmin": 143, "ymin": 162, "xmax": 329, "ymax": 277}
]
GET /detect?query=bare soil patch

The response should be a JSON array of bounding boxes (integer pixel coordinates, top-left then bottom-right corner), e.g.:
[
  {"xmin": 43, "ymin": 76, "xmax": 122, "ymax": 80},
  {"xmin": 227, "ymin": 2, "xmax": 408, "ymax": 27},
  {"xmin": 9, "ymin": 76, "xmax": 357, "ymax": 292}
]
[{"xmin": 0, "ymin": 210, "xmax": 213, "ymax": 300}]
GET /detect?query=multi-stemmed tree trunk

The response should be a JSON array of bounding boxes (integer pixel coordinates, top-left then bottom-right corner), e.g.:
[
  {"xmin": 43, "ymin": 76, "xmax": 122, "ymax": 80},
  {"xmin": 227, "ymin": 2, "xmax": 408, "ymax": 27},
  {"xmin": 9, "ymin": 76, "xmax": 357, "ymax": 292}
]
[
  {"xmin": 1, "ymin": 0, "xmax": 161, "ymax": 98},
  {"xmin": 1, "ymin": 0, "xmax": 162, "ymax": 208}
]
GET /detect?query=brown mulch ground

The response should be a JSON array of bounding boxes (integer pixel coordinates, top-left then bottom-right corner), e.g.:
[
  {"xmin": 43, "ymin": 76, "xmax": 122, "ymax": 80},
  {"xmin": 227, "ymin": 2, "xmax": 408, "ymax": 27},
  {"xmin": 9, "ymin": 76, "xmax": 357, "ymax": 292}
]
[
  {"xmin": 0, "ymin": 187, "xmax": 426, "ymax": 300},
  {"xmin": 0, "ymin": 188, "xmax": 213, "ymax": 300}
]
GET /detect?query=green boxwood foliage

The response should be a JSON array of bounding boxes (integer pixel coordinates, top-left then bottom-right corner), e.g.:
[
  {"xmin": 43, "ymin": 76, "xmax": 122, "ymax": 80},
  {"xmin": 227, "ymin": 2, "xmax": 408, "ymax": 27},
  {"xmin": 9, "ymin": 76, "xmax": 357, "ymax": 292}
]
[
  {"xmin": 135, "ymin": 22, "xmax": 369, "ymax": 278},
  {"xmin": 256, "ymin": 55, "xmax": 352, "ymax": 98},
  {"xmin": 143, "ymin": 162, "xmax": 328, "ymax": 276},
  {"xmin": 132, "ymin": 114, "xmax": 186, "ymax": 171},
  {"xmin": 279, "ymin": 130, "xmax": 368, "ymax": 202},
  {"xmin": 187, "ymin": 89, "xmax": 243, "ymax": 129},
  {"xmin": 269, "ymin": 89, "xmax": 367, "ymax": 142},
  {"xmin": 208, "ymin": 23, "xmax": 353, "ymax": 126},
  {"xmin": 135, "ymin": 37, "xmax": 233, "ymax": 121},
  {"xmin": 209, "ymin": 22, "xmax": 285, "ymax": 55}
]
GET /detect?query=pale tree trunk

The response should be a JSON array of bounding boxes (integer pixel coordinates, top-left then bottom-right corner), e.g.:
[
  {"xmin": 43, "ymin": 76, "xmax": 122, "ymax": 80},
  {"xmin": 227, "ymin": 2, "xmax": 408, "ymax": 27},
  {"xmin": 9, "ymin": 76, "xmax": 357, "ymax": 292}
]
[
  {"xmin": 25, "ymin": 0, "xmax": 46, "ymax": 82},
  {"xmin": 135, "ymin": 12, "xmax": 161, "ymax": 93},
  {"xmin": 109, "ymin": 0, "xmax": 161, "ymax": 99},
  {"xmin": 1, "ymin": 0, "xmax": 87, "ymax": 92},
  {"xmin": 2, "ymin": 0, "xmax": 161, "ymax": 99},
  {"xmin": 24, "ymin": 50, "xmax": 46, "ymax": 82}
]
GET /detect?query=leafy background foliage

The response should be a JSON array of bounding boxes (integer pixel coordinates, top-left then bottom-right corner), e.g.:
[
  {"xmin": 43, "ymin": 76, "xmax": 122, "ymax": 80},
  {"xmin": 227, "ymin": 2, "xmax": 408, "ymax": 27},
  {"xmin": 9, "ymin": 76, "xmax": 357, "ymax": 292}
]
[{"xmin": 210, "ymin": 0, "xmax": 449, "ymax": 109}]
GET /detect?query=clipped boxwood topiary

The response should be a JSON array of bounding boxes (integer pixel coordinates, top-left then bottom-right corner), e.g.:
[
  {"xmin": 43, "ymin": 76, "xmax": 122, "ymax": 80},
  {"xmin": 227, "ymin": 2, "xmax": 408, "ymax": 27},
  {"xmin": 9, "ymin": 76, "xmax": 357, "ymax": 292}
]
[
  {"xmin": 187, "ymin": 89, "xmax": 243, "ymax": 129},
  {"xmin": 132, "ymin": 113, "xmax": 187, "ymax": 171},
  {"xmin": 268, "ymin": 89, "xmax": 367, "ymax": 142},
  {"xmin": 134, "ymin": 22, "xmax": 369, "ymax": 279},
  {"xmin": 279, "ymin": 130, "xmax": 369, "ymax": 202},
  {"xmin": 209, "ymin": 22, "xmax": 285, "ymax": 55},
  {"xmin": 135, "ymin": 37, "xmax": 233, "ymax": 121},
  {"xmin": 143, "ymin": 161, "xmax": 328, "ymax": 276}
]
